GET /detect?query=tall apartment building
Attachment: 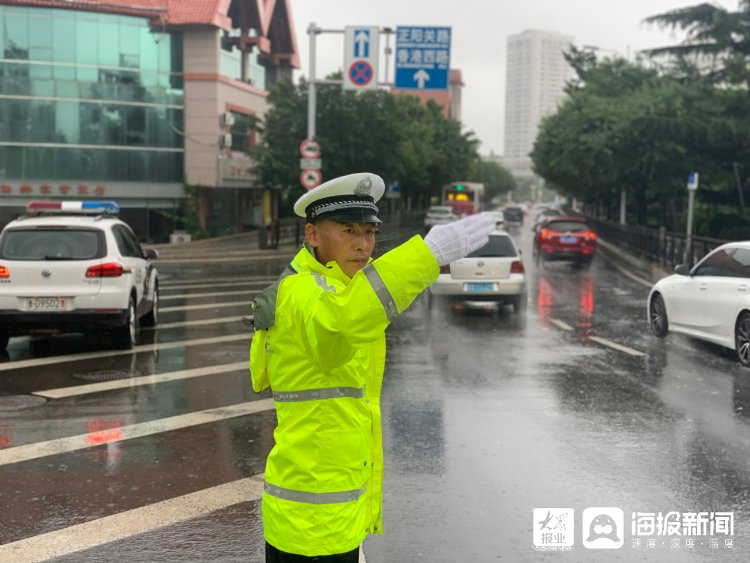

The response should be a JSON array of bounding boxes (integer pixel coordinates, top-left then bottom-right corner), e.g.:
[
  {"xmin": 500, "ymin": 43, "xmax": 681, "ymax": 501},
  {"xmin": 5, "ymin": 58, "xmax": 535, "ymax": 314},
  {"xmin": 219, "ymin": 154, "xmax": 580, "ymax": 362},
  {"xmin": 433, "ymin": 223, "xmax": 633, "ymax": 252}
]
[{"xmin": 503, "ymin": 30, "xmax": 573, "ymax": 176}]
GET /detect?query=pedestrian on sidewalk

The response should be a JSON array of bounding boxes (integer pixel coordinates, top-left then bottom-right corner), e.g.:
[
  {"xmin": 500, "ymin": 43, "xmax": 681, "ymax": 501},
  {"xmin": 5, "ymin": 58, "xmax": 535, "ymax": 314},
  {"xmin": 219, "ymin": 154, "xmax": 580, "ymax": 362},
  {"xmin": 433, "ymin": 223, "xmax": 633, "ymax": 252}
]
[{"xmin": 250, "ymin": 172, "xmax": 495, "ymax": 562}]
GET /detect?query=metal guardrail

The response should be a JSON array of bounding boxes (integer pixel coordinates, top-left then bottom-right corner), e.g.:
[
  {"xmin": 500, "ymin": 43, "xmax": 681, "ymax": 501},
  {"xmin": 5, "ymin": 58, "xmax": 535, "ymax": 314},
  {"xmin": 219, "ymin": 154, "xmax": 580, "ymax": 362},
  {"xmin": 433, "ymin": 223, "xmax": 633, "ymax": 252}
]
[{"xmin": 583, "ymin": 216, "xmax": 728, "ymax": 271}]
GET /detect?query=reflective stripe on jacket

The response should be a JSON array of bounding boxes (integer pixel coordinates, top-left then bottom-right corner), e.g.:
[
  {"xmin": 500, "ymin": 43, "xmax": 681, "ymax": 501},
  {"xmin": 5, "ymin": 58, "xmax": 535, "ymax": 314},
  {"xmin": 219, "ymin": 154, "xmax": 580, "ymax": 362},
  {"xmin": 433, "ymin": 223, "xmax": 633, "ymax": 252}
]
[{"xmin": 249, "ymin": 235, "xmax": 438, "ymax": 556}]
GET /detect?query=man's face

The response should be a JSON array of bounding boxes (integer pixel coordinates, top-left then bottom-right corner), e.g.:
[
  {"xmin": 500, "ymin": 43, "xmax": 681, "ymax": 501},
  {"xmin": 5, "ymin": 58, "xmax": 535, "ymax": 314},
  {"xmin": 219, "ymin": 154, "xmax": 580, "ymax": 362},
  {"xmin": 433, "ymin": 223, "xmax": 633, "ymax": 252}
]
[{"xmin": 306, "ymin": 220, "xmax": 378, "ymax": 278}]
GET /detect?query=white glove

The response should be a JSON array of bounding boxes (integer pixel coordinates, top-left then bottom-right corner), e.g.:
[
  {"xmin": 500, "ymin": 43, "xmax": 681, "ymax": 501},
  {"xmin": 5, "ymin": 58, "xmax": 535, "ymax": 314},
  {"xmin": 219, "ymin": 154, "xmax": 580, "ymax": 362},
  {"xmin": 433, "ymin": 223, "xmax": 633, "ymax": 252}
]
[{"xmin": 424, "ymin": 212, "xmax": 497, "ymax": 266}]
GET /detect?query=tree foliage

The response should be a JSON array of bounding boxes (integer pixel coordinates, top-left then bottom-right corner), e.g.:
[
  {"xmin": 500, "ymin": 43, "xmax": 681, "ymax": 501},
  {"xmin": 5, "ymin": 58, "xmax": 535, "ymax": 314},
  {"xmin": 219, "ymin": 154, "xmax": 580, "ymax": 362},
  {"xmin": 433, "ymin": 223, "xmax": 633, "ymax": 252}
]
[
  {"xmin": 469, "ymin": 160, "xmax": 517, "ymax": 204},
  {"xmin": 643, "ymin": 1, "xmax": 750, "ymax": 86},
  {"xmin": 252, "ymin": 77, "xmax": 492, "ymax": 215},
  {"xmin": 532, "ymin": 45, "xmax": 750, "ymax": 233}
]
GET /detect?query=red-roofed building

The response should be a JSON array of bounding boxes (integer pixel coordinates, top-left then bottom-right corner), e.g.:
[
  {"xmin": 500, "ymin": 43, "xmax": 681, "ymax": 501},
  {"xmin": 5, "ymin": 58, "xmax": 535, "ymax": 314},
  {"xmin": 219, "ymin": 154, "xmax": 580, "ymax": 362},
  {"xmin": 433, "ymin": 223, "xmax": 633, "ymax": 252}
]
[{"xmin": 0, "ymin": 1, "xmax": 299, "ymax": 240}]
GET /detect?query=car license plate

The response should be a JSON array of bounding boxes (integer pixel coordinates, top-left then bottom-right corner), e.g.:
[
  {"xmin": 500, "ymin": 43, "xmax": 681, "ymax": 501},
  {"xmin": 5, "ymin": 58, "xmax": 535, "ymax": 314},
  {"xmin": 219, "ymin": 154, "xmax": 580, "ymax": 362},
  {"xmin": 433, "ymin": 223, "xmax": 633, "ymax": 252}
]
[
  {"xmin": 27, "ymin": 297, "xmax": 66, "ymax": 311},
  {"xmin": 467, "ymin": 282, "xmax": 494, "ymax": 292},
  {"xmin": 560, "ymin": 236, "xmax": 578, "ymax": 244}
]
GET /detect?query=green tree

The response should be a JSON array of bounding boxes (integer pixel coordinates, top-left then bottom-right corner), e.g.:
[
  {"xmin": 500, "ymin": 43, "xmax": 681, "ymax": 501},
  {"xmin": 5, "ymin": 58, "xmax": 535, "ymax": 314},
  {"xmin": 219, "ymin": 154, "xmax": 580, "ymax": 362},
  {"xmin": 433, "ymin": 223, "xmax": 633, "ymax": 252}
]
[
  {"xmin": 252, "ymin": 77, "xmax": 479, "ymax": 214},
  {"xmin": 643, "ymin": 1, "xmax": 750, "ymax": 86},
  {"xmin": 532, "ymin": 53, "xmax": 741, "ymax": 230},
  {"xmin": 469, "ymin": 160, "xmax": 516, "ymax": 204}
]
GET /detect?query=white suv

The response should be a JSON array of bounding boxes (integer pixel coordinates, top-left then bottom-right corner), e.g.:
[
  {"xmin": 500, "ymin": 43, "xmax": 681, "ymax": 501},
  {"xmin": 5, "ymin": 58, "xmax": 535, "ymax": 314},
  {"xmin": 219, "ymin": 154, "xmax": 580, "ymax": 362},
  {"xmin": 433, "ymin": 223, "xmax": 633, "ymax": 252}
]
[{"xmin": 0, "ymin": 201, "xmax": 159, "ymax": 350}]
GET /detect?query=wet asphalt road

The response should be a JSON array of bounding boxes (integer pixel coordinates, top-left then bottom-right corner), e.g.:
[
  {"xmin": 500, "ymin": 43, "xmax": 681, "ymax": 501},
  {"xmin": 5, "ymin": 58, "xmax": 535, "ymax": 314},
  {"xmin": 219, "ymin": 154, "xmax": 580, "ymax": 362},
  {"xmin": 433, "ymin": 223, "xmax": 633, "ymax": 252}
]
[{"xmin": 0, "ymin": 223, "xmax": 749, "ymax": 562}]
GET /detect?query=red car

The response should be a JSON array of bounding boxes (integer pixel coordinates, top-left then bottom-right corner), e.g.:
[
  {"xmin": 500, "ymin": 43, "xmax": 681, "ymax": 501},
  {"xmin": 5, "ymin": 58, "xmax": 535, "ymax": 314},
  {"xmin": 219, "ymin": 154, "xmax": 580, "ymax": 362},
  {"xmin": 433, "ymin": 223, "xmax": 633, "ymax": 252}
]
[{"xmin": 533, "ymin": 216, "xmax": 597, "ymax": 267}]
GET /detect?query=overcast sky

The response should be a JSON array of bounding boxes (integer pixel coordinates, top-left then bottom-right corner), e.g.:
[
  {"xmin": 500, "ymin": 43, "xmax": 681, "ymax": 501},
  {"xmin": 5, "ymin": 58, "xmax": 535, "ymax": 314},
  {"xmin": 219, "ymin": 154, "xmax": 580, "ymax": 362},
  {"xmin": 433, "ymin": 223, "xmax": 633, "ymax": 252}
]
[{"xmin": 290, "ymin": 0, "xmax": 738, "ymax": 156}]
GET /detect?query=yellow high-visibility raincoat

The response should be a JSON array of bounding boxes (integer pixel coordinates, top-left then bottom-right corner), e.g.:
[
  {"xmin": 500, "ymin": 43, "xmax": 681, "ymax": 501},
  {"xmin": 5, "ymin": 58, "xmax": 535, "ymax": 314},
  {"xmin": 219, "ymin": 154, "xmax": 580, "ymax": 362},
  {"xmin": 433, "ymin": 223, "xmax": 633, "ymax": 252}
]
[{"xmin": 250, "ymin": 235, "xmax": 438, "ymax": 556}]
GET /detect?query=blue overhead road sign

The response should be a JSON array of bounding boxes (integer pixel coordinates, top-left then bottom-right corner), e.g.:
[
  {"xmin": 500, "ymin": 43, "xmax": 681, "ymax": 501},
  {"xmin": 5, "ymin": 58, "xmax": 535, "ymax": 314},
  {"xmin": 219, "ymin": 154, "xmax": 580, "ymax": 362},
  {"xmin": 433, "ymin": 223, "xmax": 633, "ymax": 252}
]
[{"xmin": 395, "ymin": 26, "xmax": 451, "ymax": 90}]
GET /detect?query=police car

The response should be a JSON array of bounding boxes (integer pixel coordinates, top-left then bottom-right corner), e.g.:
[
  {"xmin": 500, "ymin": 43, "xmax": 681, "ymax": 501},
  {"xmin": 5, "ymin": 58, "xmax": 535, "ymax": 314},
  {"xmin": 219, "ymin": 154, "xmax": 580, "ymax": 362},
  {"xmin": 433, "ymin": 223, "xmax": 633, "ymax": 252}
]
[{"xmin": 0, "ymin": 201, "xmax": 159, "ymax": 350}]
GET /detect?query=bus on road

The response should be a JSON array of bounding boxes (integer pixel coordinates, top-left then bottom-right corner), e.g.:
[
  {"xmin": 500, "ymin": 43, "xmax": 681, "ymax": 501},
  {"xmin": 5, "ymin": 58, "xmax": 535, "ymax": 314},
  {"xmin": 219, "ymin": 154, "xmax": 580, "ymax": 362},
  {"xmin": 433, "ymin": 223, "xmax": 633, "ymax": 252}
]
[{"xmin": 442, "ymin": 182, "xmax": 485, "ymax": 216}]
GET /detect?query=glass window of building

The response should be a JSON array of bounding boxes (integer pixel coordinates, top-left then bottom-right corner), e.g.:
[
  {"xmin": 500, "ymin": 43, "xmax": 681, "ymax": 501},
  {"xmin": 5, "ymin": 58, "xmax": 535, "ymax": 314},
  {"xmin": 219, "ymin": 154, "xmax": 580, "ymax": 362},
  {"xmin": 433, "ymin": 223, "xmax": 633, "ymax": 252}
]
[{"xmin": 0, "ymin": 5, "xmax": 184, "ymax": 184}]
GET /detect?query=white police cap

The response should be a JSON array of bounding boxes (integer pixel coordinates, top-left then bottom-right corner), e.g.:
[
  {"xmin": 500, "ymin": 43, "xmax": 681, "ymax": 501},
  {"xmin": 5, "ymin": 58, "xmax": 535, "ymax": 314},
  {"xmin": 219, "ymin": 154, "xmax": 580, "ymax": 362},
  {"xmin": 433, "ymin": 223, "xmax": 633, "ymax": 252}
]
[{"xmin": 294, "ymin": 172, "xmax": 385, "ymax": 224}]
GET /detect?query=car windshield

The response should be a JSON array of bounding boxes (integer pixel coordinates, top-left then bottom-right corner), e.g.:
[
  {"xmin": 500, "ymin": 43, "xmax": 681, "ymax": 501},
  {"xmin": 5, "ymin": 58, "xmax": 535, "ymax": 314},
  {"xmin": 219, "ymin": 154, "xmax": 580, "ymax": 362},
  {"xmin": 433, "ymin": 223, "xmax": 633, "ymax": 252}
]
[
  {"xmin": 0, "ymin": 229, "xmax": 104, "ymax": 260},
  {"xmin": 546, "ymin": 221, "xmax": 589, "ymax": 232},
  {"xmin": 467, "ymin": 235, "xmax": 518, "ymax": 258}
]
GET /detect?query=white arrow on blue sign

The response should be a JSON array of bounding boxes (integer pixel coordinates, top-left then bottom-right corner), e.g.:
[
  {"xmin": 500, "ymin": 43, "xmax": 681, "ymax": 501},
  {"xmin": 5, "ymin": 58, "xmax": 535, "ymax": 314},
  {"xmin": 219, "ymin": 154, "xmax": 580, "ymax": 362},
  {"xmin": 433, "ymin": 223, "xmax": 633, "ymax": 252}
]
[
  {"xmin": 394, "ymin": 26, "xmax": 451, "ymax": 90},
  {"xmin": 344, "ymin": 26, "xmax": 380, "ymax": 91}
]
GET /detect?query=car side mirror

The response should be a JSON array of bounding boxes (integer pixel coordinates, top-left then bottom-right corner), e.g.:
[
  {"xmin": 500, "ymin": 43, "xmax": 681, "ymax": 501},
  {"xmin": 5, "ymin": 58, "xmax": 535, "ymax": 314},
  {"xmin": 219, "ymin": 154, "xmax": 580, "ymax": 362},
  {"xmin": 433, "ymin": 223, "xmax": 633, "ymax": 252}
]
[
  {"xmin": 145, "ymin": 248, "xmax": 159, "ymax": 260},
  {"xmin": 674, "ymin": 264, "xmax": 690, "ymax": 276}
]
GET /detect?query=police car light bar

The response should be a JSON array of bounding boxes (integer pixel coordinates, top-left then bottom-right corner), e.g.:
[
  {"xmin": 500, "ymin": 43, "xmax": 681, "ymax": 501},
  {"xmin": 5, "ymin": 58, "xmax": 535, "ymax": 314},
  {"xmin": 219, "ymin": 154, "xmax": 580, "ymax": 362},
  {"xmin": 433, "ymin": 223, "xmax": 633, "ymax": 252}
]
[{"xmin": 26, "ymin": 201, "xmax": 120, "ymax": 215}]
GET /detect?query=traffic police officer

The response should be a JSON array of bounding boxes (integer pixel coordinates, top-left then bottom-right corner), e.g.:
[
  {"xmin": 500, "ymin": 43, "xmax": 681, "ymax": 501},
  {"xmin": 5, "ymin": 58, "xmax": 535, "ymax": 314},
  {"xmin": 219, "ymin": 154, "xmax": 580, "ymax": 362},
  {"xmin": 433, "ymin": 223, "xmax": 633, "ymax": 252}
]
[{"xmin": 250, "ymin": 172, "xmax": 495, "ymax": 562}]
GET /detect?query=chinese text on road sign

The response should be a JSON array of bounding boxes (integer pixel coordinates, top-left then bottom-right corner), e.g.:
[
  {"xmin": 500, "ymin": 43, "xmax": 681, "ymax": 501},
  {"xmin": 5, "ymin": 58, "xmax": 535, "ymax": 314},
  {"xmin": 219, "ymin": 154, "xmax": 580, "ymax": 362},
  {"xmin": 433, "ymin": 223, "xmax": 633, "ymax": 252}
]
[{"xmin": 395, "ymin": 26, "xmax": 451, "ymax": 90}]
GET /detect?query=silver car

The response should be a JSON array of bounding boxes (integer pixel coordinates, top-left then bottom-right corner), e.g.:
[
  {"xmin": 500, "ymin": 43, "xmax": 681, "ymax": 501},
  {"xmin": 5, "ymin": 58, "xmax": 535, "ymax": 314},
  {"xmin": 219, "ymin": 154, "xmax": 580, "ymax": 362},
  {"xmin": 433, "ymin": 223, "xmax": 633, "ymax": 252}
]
[
  {"xmin": 424, "ymin": 206, "xmax": 459, "ymax": 229},
  {"xmin": 430, "ymin": 230, "xmax": 527, "ymax": 314}
]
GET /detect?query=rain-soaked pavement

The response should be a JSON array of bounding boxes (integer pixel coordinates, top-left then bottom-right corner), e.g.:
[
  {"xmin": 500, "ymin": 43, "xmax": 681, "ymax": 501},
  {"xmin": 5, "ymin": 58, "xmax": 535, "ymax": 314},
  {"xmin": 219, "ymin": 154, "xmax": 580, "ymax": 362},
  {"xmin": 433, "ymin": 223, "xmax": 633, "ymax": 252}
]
[{"xmin": 0, "ymin": 222, "xmax": 749, "ymax": 562}]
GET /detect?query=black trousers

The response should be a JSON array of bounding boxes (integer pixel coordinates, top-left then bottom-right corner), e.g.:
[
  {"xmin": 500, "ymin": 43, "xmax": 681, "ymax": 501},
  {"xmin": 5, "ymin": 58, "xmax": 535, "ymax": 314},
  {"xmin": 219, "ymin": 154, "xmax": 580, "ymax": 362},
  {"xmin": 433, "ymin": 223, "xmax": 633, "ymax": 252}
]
[{"xmin": 265, "ymin": 542, "xmax": 360, "ymax": 562}]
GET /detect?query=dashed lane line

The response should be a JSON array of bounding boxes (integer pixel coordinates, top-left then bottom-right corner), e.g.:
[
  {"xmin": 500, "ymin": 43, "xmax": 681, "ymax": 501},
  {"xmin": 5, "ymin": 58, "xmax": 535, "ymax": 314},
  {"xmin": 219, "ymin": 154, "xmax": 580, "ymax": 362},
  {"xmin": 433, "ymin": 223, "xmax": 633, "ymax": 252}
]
[
  {"xmin": 0, "ymin": 475, "xmax": 266, "ymax": 563},
  {"xmin": 0, "ymin": 399, "xmax": 274, "ymax": 467},
  {"xmin": 550, "ymin": 319, "xmax": 573, "ymax": 331},
  {"xmin": 0, "ymin": 333, "xmax": 250, "ymax": 373},
  {"xmin": 598, "ymin": 252, "xmax": 653, "ymax": 288},
  {"xmin": 34, "ymin": 361, "xmax": 248, "ymax": 399},
  {"xmin": 160, "ymin": 300, "xmax": 250, "ymax": 313},
  {"xmin": 587, "ymin": 336, "xmax": 646, "ymax": 357},
  {"xmin": 550, "ymin": 318, "xmax": 646, "ymax": 357}
]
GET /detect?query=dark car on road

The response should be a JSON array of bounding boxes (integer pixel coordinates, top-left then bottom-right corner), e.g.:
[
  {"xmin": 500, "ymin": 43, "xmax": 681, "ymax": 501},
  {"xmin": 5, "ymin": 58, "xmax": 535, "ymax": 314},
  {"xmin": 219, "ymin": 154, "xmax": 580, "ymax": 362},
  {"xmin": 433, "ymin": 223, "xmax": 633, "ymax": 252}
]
[
  {"xmin": 503, "ymin": 206, "xmax": 525, "ymax": 225},
  {"xmin": 533, "ymin": 216, "xmax": 597, "ymax": 267}
]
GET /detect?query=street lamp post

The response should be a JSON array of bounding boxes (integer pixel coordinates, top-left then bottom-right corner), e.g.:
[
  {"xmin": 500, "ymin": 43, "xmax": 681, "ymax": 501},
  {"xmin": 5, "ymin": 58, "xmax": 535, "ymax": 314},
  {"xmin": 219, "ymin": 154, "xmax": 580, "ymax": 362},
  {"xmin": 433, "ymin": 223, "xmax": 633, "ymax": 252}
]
[{"xmin": 684, "ymin": 172, "xmax": 699, "ymax": 266}]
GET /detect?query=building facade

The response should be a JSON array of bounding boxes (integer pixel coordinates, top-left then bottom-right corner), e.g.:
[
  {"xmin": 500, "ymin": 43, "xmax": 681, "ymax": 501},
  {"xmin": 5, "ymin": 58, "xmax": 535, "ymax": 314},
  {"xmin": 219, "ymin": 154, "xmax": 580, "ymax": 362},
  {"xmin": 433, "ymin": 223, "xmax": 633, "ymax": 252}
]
[
  {"xmin": 0, "ymin": 0, "xmax": 298, "ymax": 241},
  {"xmin": 503, "ymin": 30, "xmax": 573, "ymax": 177}
]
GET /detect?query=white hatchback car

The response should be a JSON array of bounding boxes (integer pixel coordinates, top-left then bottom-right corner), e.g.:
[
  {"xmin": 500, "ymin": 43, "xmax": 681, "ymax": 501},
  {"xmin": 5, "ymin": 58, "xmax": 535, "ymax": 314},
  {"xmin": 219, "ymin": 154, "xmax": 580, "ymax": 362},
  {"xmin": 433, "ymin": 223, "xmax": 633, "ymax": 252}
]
[
  {"xmin": 0, "ymin": 201, "xmax": 159, "ymax": 350},
  {"xmin": 648, "ymin": 241, "xmax": 750, "ymax": 366},
  {"xmin": 430, "ymin": 230, "xmax": 527, "ymax": 314},
  {"xmin": 424, "ymin": 206, "xmax": 459, "ymax": 229}
]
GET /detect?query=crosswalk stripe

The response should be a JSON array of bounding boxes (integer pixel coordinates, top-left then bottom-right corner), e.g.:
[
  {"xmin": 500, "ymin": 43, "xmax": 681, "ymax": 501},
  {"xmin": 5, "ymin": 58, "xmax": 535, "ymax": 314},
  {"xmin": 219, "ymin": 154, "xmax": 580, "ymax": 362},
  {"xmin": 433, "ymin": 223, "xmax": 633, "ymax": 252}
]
[
  {"xmin": 0, "ymin": 399, "xmax": 274, "ymax": 467},
  {"xmin": 160, "ymin": 289, "xmax": 260, "ymax": 301},
  {"xmin": 141, "ymin": 316, "xmax": 247, "ymax": 331},
  {"xmin": 161, "ymin": 280, "xmax": 274, "ymax": 291},
  {"xmin": 0, "ymin": 475, "xmax": 265, "ymax": 563},
  {"xmin": 34, "ymin": 361, "xmax": 248, "ymax": 399},
  {"xmin": 0, "ymin": 333, "xmax": 250, "ymax": 373},
  {"xmin": 160, "ymin": 276, "xmax": 276, "ymax": 287},
  {"xmin": 160, "ymin": 300, "xmax": 249, "ymax": 313}
]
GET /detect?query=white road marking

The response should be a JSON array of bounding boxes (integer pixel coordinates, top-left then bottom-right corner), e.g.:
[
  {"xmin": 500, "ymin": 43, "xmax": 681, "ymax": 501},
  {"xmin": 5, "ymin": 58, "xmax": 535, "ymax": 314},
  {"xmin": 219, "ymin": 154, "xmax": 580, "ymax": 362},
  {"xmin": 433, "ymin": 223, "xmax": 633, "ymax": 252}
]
[
  {"xmin": 0, "ymin": 333, "xmax": 250, "ymax": 373},
  {"xmin": 160, "ymin": 300, "xmax": 250, "ymax": 313},
  {"xmin": 551, "ymin": 319, "xmax": 573, "ymax": 331},
  {"xmin": 598, "ymin": 252, "xmax": 653, "ymax": 288},
  {"xmin": 0, "ymin": 399, "xmax": 274, "ymax": 467},
  {"xmin": 588, "ymin": 336, "xmax": 646, "ymax": 357},
  {"xmin": 141, "ymin": 316, "xmax": 247, "ymax": 331},
  {"xmin": 34, "ymin": 361, "xmax": 248, "ymax": 399},
  {"xmin": 0, "ymin": 475, "xmax": 266, "ymax": 563},
  {"xmin": 161, "ymin": 280, "xmax": 275, "ymax": 291},
  {"xmin": 156, "ymin": 254, "xmax": 293, "ymax": 264},
  {"xmin": 160, "ymin": 276, "xmax": 276, "ymax": 287},
  {"xmin": 160, "ymin": 289, "xmax": 260, "ymax": 301}
]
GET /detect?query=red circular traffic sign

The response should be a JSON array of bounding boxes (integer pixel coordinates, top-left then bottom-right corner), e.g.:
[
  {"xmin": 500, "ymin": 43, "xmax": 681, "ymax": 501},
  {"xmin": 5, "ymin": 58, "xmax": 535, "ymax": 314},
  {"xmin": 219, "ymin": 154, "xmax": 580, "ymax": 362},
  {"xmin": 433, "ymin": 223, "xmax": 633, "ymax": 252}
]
[
  {"xmin": 299, "ymin": 138, "xmax": 321, "ymax": 159},
  {"xmin": 348, "ymin": 60, "xmax": 374, "ymax": 87},
  {"xmin": 300, "ymin": 169, "xmax": 323, "ymax": 190}
]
